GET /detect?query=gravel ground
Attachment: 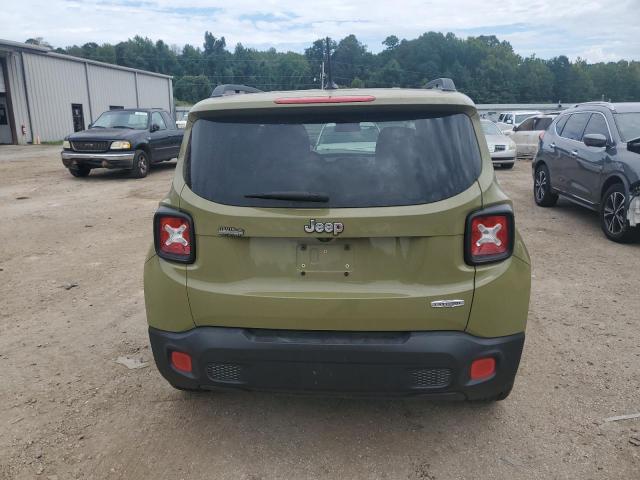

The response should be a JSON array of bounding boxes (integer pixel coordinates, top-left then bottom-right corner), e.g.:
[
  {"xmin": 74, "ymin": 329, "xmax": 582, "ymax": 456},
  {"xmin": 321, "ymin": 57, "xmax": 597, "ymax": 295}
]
[{"xmin": 1, "ymin": 145, "xmax": 639, "ymax": 480}]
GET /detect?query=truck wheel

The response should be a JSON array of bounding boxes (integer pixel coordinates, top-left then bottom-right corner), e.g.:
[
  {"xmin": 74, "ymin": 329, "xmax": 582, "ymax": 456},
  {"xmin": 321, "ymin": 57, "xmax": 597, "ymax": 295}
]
[
  {"xmin": 130, "ymin": 150, "xmax": 149, "ymax": 178},
  {"xmin": 600, "ymin": 184, "xmax": 639, "ymax": 243},
  {"xmin": 533, "ymin": 164, "xmax": 558, "ymax": 207},
  {"xmin": 69, "ymin": 166, "xmax": 90, "ymax": 177}
]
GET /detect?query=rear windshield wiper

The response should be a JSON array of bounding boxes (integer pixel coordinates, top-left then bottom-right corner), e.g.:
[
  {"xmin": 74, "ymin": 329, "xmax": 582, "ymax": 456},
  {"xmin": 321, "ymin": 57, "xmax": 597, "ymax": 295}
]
[
  {"xmin": 244, "ymin": 191, "xmax": 330, "ymax": 202},
  {"xmin": 113, "ymin": 125, "xmax": 134, "ymax": 129}
]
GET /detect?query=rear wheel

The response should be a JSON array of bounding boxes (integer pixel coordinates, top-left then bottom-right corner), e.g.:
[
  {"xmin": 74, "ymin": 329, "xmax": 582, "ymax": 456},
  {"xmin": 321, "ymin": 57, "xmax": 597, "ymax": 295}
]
[
  {"xmin": 69, "ymin": 166, "xmax": 90, "ymax": 177},
  {"xmin": 533, "ymin": 164, "xmax": 558, "ymax": 207},
  {"xmin": 130, "ymin": 149, "xmax": 149, "ymax": 178},
  {"xmin": 600, "ymin": 184, "xmax": 639, "ymax": 243}
]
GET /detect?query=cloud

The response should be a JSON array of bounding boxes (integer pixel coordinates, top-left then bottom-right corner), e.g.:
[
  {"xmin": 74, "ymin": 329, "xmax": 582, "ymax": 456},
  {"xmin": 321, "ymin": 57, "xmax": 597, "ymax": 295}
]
[{"xmin": 4, "ymin": 0, "xmax": 639, "ymax": 61}]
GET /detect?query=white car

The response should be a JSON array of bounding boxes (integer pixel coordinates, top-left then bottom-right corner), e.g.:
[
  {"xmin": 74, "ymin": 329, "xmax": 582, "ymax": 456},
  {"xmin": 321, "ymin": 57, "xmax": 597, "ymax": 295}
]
[
  {"xmin": 509, "ymin": 114, "xmax": 556, "ymax": 158},
  {"xmin": 175, "ymin": 110, "xmax": 189, "ymax": 129},
  {"xmin": 481, "ymin": 120, "xmax": 517, "ymax": 169},
  {"xmin": 496, "ymin": 111, "xmax": 542, "ymax": 134}
]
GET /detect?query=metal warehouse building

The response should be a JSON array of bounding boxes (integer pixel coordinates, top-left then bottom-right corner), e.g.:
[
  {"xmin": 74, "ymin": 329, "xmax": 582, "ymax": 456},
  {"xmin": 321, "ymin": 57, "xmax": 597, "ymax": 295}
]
[{"xmin": 0, "ymin": 39, "xmax": 173, "ymax": 145}]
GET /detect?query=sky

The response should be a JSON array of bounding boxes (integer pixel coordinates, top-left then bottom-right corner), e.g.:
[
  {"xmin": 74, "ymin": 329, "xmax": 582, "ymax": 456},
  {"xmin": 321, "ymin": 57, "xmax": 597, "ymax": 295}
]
[{"xmin": 3, "ymin": 0, "xmax": 640, "ymax": 62}]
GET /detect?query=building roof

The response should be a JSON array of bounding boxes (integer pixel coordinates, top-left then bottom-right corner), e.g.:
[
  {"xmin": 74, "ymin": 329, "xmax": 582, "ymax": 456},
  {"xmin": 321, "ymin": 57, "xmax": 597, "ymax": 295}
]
[{"xmin": 0, "ymin": 38, "xmax": 172, "ymax": 79}]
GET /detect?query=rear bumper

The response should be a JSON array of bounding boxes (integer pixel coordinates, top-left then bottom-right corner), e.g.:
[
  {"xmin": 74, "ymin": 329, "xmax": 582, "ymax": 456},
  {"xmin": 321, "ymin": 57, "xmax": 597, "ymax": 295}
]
[
  {"xmin": 490, "ymin": 153, "xmax": 516, "ymax": 162},
  {"xmin": 149, "ymin": 327, "xmax": 524, "ymax": 399},
  {"xmin": 61, "ymin": 151, "xmax": 135, "ymax": 169}
]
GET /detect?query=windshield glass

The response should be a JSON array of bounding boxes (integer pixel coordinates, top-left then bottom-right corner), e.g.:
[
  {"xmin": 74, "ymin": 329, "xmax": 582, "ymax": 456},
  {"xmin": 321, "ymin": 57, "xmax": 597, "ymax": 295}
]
[
  {"xmin": 481, "ymin": 121, "xmax": 502, "ymax": 136},
  {"xmin": 187, "ymin": 112, "xmax": 482, "ymax": 208},
  {"xmin": 515, "ymin": 114, "xmax": 535, "ymax": 124},
  {"xmin": 614, "ymin": 113, "xmax": 640, "ymax": 141},
  {"xmin": 92, "ymin": 111, "xmax": 148, "ymax": 129}
]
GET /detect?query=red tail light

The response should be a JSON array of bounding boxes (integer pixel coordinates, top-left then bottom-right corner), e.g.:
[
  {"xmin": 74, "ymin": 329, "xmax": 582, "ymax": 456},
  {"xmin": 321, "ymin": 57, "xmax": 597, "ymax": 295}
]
[
  {"xmin": 153, "ymin": 207, "xmax": 195, "ymax": 263},
  {"xmin": 539, "ymin": 131, "xmax": 545, "ymax": 140},
  {"xmin": 465, "ymin": 206, "xmax": 514, "ymax": 265}
]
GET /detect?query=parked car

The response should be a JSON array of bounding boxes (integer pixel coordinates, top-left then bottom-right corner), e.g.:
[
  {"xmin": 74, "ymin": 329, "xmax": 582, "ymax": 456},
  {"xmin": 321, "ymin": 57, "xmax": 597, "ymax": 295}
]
[
  {"xmin": 510, "ymin": 114, "xmax": 556, "ymax": 158},
  {"xmin": 175, "ymin": 109, "xmax": 189, "ymax": 129},
  {"xmin": 144, "ymin": 80, "xmax": 531, "ymax": 401},
  {"xmin": 496, "ymin": 111, "xmax": 542, "ymax": 133},
  {"xmin": 61, "ymin": 108, "xmax": 183, "ymax": 178},
  {"xmin": 481, "ymin": 120, "xmax": 517, "ymax": 169},
  {"xmin": 533, "ymin": 102, "xmax": 640, "ymax": 242}
]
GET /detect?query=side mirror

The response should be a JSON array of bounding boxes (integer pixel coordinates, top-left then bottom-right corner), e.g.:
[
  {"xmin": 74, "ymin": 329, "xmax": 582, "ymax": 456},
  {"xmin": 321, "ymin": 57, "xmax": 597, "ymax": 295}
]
[
  {"xmin": 583, "ymin": 133, "xmax": 607, "ymax": 148},
  {"xmin": 150, "ymin": 123, "xmax": 160, "ymax": 133}
]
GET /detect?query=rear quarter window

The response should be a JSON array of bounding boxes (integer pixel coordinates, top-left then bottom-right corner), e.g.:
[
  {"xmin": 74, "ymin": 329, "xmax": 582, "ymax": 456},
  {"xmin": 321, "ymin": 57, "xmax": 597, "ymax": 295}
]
[{"xmin": 187, "ymin": 111, "xmax": 482, "ymax": 208}]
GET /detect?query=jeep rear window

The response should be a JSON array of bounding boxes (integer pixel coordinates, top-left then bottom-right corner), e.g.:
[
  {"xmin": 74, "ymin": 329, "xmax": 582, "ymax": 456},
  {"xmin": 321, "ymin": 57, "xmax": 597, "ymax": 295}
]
[{"xmin": 187, "ymin": 112, "xmax": 481, "ymax": 208}]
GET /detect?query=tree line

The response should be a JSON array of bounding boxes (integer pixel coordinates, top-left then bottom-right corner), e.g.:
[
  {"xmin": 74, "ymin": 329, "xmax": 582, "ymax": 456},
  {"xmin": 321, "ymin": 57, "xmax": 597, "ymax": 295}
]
[{"xmin": 41, "ymin": 32, "xmax": 640, "ymax": 105}]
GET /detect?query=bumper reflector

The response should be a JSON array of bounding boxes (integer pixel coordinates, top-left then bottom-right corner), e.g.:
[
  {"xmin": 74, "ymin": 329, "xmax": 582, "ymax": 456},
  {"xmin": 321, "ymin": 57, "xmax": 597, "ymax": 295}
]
[
  {"xmin": 470, "ymin": 357, "xmax": 496, "ymax": 380},
  {"xmin": 171, "ymin": 351, "xmax": 192, "ymax": 373}
]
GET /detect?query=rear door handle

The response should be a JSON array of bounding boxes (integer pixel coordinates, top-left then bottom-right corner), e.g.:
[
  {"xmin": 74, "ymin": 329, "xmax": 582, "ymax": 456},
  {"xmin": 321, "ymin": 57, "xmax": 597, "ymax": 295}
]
[
  {"xmin": 549, "ymin": 143, "xmax": 556, "ymax": 149},
  {"xmin": 570, "ymin": 150, "xmax": 578, "ymax": 157}
]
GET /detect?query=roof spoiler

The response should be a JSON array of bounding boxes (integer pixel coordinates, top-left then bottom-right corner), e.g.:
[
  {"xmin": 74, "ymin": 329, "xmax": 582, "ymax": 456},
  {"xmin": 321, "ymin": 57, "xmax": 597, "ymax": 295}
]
[
  {"xmin": 424, "ymin": 78, "xmax": 457, "ymax": 92},
  {"xmin": 210, "ymin": 84, "xmax": 263, "ymax": 98}
]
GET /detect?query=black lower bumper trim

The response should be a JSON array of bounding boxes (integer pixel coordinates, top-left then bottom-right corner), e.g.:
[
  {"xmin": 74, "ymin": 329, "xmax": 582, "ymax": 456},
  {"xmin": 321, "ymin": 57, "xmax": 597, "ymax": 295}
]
[{"xmin": 148, "ymin": 327, "xmax": 524, "ymax": 399}]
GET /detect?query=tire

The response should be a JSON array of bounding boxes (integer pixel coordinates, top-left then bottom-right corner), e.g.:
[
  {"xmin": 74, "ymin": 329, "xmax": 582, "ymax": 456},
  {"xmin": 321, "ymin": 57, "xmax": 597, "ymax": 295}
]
[
  {"xmin": 69, "ymin": 166, "xmax": 90, "ymax": 177},
  {"xmin": 130, "ymin": 149, "xmax": 150, "ymax": 178},
  {"xmin": 533, "ymin": 164, "xmax": 558, "ymax": 207},
  {"xmin": 600, "ymin": 184, "xmax": 639, "ymax": 243}
]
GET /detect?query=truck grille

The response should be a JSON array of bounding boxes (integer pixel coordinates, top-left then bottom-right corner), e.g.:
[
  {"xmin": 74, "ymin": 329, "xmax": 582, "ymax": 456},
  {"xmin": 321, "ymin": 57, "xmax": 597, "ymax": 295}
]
[
  {"xmin": 71, "ymin": 141, "xmax": 109, "ymax": 152},
  {"xmin": 206, "ymin": 363, "xmax": 244, "ymax": 383},
  {"xmin": 494, "ymin": 145, "xmax": 506, "ymax": 152},
  {"xmin": 409, "ymin": 368, "xmax": 452, "ymax": 388}
]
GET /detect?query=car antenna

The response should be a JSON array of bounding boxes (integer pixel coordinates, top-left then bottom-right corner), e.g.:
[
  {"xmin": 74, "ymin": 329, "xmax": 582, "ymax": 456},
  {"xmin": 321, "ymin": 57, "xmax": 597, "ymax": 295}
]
[{"xmin": 325, "ymin": 37, "xmax": 338, "ymax": 90}]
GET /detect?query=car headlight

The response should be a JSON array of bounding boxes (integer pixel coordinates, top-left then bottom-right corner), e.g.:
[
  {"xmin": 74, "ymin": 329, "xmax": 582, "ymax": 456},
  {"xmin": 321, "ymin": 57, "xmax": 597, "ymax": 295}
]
[
  {"xmin": 110, "ymin": 141, "xmax": 131, "ymax": 150},
  {"xmin": 63, "ymin": 140, "xmax": 71, "ymax": 149}
]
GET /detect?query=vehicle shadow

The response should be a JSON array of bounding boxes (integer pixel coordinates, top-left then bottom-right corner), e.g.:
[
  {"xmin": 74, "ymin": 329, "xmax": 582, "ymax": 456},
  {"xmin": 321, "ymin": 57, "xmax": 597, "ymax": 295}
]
[
  {"xmin": 554, "ymin": 197, "xmax": 640, "ymax": 248},
  {"xmin": 77, "ymin": 161, "xmax": 176, "ymax": 181},
  {"xmin": 134, "ymin": 388, "xmax": 505, "ymax": 478}
]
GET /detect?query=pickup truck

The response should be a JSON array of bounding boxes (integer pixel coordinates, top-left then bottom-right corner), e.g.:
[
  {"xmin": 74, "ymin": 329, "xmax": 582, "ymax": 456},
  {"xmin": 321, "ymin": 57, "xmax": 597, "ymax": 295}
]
[{"xmin": 61, "ymin": 108, "xmax": 184, "ymax": 178}]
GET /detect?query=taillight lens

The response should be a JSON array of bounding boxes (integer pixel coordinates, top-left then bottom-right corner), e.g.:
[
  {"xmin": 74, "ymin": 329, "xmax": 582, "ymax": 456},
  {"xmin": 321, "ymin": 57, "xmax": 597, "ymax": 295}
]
[
  {"xmin": 153, "ymin": 208, "xmax": 195, "ymax": 263},
  {"xmin": 539, "ymin": 131, "xmax": 545, "ymax": 141},
  {"xmin": 465, "ymin": 206, "xmax": 514, "ymax": 265}
]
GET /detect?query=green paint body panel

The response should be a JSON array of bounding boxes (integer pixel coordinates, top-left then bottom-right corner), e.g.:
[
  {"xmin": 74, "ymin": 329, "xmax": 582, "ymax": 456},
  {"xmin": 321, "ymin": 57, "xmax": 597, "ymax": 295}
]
[{"xmin": 143, "ymin": 88, "xmax": 531, "ymax": 338}]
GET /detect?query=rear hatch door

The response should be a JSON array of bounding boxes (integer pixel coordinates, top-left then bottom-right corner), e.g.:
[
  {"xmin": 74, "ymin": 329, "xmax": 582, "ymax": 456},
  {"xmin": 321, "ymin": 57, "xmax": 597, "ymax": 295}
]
[{"xmin": 182, "ymin": 108, "xmax": 483, "ymax": 331}]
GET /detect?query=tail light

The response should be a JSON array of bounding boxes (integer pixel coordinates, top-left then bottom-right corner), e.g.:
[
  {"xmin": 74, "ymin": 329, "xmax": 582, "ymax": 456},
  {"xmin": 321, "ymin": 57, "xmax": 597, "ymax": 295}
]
[
  {"xmin": 465, "ymin": 205, "xmax": 514, "ymax": 265},
  {"xmin": 153, "ymin": 207, "xmax": 195, "ymax": 263},
  {"xmin": 539, "ymin": 131, "xmax": 545, "ymax": 141}
]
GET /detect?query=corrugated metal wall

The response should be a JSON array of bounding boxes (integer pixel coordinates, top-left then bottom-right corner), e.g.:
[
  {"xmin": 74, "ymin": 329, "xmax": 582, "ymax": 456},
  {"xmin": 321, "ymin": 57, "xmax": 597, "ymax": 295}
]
[
  {"xmin": 22, "ymin": 53, "xmax": 90, "ymax": 141},
  {"xmin": 87, "ymin": 64, "xmax": 139, "ymax": 118},
  {"xmin": 2, "ymin": 50, "xmax": 172, "ymax": 143},
  {"xmin": 4, "ymin": 53, "xmax": 32, "ymax": 144},
  {"xmin": 137, "ymin": 74, "xmax": 171, "ymax": 112}
]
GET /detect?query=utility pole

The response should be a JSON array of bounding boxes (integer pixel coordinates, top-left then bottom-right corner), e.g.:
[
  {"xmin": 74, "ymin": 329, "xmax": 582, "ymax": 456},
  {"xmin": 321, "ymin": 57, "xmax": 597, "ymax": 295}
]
[
  {"xmin": 321, "ymin": 61, "xmax": 325, "ymax": 90},
  {"xmin": 325, "ymin": 37, "xmax": 337, "ymax": 90}
]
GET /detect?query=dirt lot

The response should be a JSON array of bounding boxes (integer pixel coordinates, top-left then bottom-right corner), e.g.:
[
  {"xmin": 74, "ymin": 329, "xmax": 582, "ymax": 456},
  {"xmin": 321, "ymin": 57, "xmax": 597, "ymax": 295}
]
[{"xmin": 1, "ymin": 145, "xmax": 639, "ymax": 480}]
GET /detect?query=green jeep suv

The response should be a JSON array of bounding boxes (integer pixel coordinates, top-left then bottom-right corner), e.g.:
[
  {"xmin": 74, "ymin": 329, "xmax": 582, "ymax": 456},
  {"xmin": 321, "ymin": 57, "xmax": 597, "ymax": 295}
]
[{"xmin": 143, "ymin": 80, "xmax": 531, "ymax": 401}]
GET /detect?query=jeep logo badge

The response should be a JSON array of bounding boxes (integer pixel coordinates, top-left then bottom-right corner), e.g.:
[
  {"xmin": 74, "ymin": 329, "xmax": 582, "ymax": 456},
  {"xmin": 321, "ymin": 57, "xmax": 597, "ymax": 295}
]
[{"xmin": 304, "ymin": 219, "xmax": 344, "ymax": 236}]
